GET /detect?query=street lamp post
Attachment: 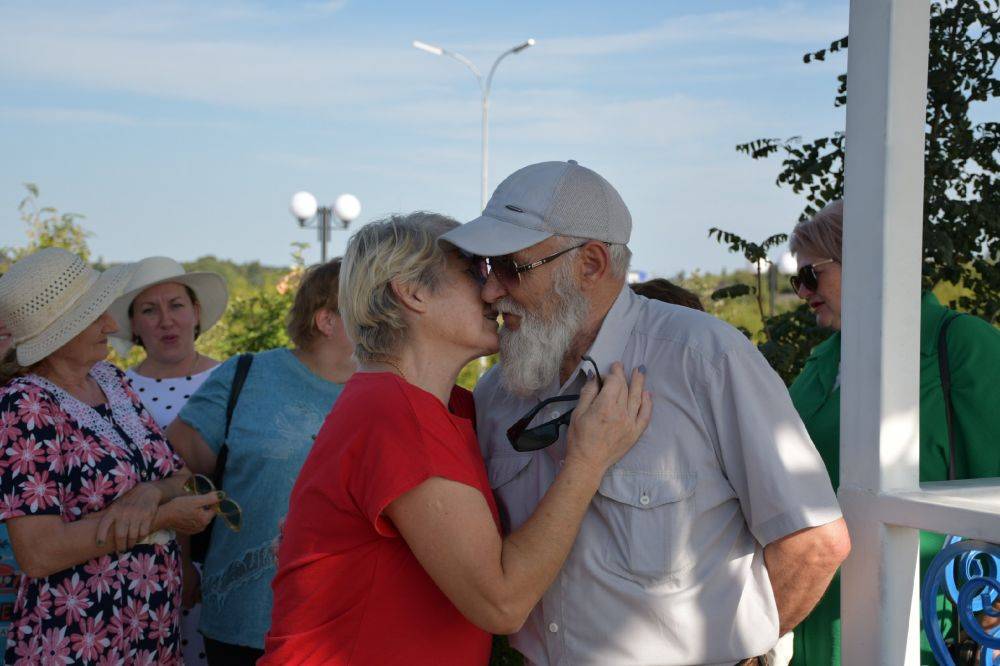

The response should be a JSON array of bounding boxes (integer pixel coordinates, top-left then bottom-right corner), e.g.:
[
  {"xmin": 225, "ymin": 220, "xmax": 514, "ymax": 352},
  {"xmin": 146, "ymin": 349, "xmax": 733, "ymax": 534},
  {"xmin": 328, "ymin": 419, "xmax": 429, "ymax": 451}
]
[
  {"xmin": 290, "ymin": 191, "xmax": 361, "ymax": 262},
  {"xmin": 413, "ymin": 38, "xmax": 535, "ymax": 211}
]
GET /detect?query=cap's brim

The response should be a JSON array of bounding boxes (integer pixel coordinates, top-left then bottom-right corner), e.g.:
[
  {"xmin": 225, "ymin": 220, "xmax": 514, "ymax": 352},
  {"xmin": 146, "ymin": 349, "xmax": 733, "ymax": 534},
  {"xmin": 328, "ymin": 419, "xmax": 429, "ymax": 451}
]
[{"xmin": 439, "ymin": 215, "xmax": 553, "ymax": 256}]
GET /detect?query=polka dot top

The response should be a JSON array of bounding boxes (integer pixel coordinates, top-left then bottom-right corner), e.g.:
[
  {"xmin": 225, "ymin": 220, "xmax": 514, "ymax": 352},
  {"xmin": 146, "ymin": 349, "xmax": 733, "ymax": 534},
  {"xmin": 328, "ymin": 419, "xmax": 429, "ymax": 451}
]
[{"xmin": 125, "ymin": 365, "xmax": 218, "ymax": 431}]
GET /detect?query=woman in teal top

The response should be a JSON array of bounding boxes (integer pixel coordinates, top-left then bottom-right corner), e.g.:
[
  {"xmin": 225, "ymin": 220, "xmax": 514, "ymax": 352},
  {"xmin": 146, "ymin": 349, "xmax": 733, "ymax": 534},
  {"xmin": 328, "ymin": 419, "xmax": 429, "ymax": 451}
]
[
  {"xmin": 786, "ymin": 200, "xmax": 1000, "ymax": 666},
  {"xmin": 166, "ymin": 260, "xmax": 356, "ymax": 664}
]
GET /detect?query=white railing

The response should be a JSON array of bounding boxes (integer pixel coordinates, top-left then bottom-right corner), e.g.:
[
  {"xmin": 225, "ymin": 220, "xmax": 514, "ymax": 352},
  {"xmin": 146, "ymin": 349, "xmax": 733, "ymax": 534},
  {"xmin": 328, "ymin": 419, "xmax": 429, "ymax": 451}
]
[{"xmin": 839, "ymin": 0, "xmax": 1000, "ymax": 663}]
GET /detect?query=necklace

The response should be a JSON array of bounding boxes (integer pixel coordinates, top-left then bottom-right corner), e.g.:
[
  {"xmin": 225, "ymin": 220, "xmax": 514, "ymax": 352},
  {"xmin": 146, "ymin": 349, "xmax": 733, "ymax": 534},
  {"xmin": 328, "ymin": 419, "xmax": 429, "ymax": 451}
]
[
  {"xmin": 141, "ymin": 350, "xmax": 201, "ymax": 379},
  {"xmin": 375, "ymin": 357, "xmax": 406, "ymax": 381}
]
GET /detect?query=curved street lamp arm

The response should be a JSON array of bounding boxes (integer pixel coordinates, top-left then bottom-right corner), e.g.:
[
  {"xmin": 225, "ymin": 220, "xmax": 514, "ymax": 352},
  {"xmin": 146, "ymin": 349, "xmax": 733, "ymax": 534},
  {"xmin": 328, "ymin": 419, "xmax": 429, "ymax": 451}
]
[
  {"xmin": 484, "ymin": 48, "xmax": 518, "ymax": 99},
  {"xmin": 441, "ymin": 49, "xmax": 483, "ymax": 86},
  {"xmin": 484, "ymin": 40, "xmax": 535, "ymax": 98}
]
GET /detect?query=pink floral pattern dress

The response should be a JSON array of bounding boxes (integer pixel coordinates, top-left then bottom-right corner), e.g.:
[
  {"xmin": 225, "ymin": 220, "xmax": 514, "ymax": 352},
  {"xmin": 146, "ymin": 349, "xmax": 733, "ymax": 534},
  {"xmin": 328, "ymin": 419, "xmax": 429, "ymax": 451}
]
[{"xmin": 0, "ymin": 361, "xmax": 184, "ymax": 665}]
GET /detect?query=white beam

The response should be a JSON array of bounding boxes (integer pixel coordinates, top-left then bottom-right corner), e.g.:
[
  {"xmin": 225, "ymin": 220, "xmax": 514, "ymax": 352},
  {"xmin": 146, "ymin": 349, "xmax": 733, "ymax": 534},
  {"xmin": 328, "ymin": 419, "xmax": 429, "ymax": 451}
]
[
  {"xmin": 858, "ymin": 480, "xmax": 1000, "ymax": 541},
  {"xmin": 840, "ymin": 0, "xmax": 931, "ymax": 663}
]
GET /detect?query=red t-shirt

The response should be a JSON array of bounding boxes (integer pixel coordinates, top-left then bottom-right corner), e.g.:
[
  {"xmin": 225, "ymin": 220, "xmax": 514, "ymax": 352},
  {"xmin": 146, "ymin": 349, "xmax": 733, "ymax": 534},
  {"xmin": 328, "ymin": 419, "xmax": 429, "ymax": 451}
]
[{"xmin": 262, "ymin": 372, "xmax": 500, "ymax": 665}]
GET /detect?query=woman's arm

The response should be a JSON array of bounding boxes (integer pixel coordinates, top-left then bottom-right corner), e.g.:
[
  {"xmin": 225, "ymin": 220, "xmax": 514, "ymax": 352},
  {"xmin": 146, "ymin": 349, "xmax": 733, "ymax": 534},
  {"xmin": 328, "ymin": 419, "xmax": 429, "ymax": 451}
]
[
  {"xmin": 7, "ymin": 492, "xmax": 220, "ymax": 578},
  {"xmin": 385, "ymin": 364, "xmax": 651, "ymax": 634},
  {"xmin": 166, "ymin": 419, "xmax": 218, "ymax": 476}
]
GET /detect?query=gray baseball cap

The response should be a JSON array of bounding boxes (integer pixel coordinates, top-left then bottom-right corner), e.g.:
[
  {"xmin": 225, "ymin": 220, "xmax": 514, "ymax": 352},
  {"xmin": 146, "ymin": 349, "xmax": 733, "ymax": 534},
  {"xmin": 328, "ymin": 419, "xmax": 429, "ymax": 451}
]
[{"xmin": 440, "ymin": 160, "xmax": 632, "ymax": 256}]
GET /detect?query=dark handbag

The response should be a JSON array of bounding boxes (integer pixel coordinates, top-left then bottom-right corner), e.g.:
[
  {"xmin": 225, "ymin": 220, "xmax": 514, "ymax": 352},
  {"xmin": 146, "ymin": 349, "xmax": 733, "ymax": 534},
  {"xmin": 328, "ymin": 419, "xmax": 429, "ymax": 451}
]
[
  {"xmin": 190, "ymin": 353, "xmax": 254, "ymax": 564},
  {"xmin": 937, "ymin": 312, "xmax": 963, "ymax": 482}
]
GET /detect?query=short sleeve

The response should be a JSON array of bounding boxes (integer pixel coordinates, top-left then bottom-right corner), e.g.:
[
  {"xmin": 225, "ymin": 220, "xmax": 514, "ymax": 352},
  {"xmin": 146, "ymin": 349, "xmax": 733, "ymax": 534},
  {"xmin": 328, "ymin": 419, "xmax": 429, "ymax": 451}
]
[
  {"xmin": 177, "ymin": 357, "xmax": 238, "ymax": 455},
  {"xmin": 947, "ymin": 315, "xmax": 1000, "ymax": 478},
  {"xmin": 347, "ymin": 382, "xmax": 484, "ymax": 537},
  {"xmin": 0, "ymin": 384, "xmax": 68, "ymax": 520},
  {"xmin": 705, "ymin": 347, "xmax": 843, "ymax": 546}
]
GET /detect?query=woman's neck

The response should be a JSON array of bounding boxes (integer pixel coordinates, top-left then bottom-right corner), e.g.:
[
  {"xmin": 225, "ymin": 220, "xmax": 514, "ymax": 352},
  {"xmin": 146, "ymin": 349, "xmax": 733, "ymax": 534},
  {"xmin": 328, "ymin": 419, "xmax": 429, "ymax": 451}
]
[
  {"xmin": 363, "ymin": 339, "xmax": 469, "ymax": 406},
  {"xmin": 137, "ymin": 348, "xmax": 215, "ymax": 379},
  {"xmin": 35, "ymin": 357, "xmax": 103, "ymax": 405},
  {"xmin": 293, "ymin": 342, "xmax": 356, "ymax": 385}
]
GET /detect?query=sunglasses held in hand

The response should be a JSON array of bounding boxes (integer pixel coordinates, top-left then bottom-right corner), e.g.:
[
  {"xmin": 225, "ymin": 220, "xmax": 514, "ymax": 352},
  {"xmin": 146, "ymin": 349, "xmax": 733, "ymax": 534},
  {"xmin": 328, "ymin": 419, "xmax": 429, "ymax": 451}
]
[
  {"xmin": 507, "ymin": 356, "xmax": 604, "ymax": 453},
  {"xmin": 184, "ymin": 474, "xmax": 243, "ymax": 532}
]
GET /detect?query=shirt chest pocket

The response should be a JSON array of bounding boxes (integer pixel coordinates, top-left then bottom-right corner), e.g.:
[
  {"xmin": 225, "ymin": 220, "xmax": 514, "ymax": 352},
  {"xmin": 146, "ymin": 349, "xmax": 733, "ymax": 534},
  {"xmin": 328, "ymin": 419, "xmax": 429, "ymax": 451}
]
[
  {"xmin": 594, "ymin": 469, "xmax": 698, "ymax": 582},
  {"xmin": 487, "ymin": 454, "xmax": 535, "ymax": 534}
]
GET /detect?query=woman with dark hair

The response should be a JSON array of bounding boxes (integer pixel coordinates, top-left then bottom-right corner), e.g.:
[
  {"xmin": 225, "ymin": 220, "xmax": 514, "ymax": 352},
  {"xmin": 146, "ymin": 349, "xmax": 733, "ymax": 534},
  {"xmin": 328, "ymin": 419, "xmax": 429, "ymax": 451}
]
[
  {"xmin": 630, "ymin": 278, "xmax": 704, "ymax": 311},
  {"xmin": 166, "ymin": 259, "xmax": 355, "ymax": 664},
  {"xmin": 108, "ymin": 256, "xmax": 230, "ymax": 665}
]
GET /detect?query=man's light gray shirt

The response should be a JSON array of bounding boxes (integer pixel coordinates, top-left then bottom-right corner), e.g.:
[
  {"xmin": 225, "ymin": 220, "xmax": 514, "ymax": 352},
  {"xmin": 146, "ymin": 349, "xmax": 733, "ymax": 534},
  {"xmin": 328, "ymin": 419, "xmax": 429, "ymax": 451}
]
[{"xmin": 474, "ymin": 285, "xmax": 841, "ymax": 666}]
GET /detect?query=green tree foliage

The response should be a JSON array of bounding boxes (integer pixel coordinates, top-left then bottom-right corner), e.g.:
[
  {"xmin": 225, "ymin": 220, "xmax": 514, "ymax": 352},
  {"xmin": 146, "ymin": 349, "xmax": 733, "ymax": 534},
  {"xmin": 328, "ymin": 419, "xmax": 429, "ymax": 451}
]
[
  {"xmin": 712, "ymin": 0, "xmax": 1000, "ymax": 383},
  {"xmin": 205, "ymin": 244, "xmax": 309, "ymax": 358},
  {"xmin": 2, "ymin": 183, "xmax": 92, "ymax": 270}
]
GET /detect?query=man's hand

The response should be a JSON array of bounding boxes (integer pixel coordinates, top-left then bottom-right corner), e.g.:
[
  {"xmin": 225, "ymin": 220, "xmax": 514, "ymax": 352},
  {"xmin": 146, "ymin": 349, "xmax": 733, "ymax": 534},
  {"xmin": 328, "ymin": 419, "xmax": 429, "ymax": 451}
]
[{"xmin": 764, "ymin": 518, "xmax": 851, "ymax": 635}]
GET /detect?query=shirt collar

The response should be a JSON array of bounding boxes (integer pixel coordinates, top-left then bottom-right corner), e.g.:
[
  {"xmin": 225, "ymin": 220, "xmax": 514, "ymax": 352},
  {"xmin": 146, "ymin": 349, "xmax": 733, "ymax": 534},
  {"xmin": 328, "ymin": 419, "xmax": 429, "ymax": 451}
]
[{"xmin": 556, "ymin": 283, "xmax": 642, "ymax": 394}]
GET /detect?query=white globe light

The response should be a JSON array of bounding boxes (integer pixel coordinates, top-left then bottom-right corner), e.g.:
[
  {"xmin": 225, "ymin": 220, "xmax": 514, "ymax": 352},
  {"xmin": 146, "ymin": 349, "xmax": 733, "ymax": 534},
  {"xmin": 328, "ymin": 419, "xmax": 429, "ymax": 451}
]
[
  {"xmin": 779, "ymin": 251, "xmax": 798, "ymax": 275},
  {"xmin": 334, "ymin": 194, "xmax": 361, "ymax": 223},
  {"xmin": 290, "ymin": 191, "xmax": 318, "ymax": 222}
]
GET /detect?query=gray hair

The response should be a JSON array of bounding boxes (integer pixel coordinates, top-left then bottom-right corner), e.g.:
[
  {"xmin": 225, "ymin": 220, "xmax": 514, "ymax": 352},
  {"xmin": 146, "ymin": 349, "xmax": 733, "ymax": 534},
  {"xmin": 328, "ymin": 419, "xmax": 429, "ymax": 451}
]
[
  {"xmin": 554, "ymin": 235, "xmax": 632, "ymax": 280},
  {"xmin": 789, "ymin": 200, "xmax": 844, "ymax": 263},
  {"xmin": 339, "ymin": 212, "xmax": 459, "ymax": 363}
]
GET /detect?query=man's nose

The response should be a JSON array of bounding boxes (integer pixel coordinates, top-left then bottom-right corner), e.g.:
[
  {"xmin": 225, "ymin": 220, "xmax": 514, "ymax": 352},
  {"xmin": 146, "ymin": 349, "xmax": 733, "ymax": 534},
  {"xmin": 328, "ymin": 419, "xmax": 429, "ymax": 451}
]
[{"xmin": 481, "ymin": 270, "xmax": 507, "ymax": 304}]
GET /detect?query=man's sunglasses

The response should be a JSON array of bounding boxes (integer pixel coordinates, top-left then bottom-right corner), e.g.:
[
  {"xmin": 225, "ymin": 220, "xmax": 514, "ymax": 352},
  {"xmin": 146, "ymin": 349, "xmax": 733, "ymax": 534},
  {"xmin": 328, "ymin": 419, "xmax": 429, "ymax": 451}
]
[
  {"xmin": 789, "ymin": 258, "xmax": 837, "ymax": 293},
  {"xmin": 462, "ymin": 244, "xmax": 589, "ymax": 288},
  {"xmin": 184, "ymin": 473, "xmax": 243, "ymax": 532},
  {"xmin": 507, "ymin": 356, "xmax": 603, "ymax": 453}
]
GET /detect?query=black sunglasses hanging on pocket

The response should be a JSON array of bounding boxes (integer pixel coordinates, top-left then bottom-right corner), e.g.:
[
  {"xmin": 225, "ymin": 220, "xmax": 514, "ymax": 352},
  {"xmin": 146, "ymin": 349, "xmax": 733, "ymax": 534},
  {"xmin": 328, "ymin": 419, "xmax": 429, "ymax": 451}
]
[{"xmin": 506, "ymin": 356, "xmax": 603, "ymax": 453}]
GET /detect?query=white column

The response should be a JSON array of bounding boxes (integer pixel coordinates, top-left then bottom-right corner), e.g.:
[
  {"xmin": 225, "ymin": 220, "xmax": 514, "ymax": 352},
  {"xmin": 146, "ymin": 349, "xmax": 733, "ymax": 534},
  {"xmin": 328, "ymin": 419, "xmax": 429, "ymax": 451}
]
[{"xmin": 839, "ymin": 0, "xmax": 931, "ymax": 663}]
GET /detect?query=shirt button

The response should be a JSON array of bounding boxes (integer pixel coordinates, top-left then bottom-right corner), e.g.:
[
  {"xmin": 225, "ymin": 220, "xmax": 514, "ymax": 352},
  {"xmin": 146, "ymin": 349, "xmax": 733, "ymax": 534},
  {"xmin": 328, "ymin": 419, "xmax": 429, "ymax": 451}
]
[
  {"xmin": 548, "ymin": 622, "xmax": 559, "ymax": 633},
  {"xmin": 639, "ymin": 493, "xmax": 651, "ymax": 506},
  {"xmin": 549, "ymin": 411, "xmax": 561, "ymax": 420}
]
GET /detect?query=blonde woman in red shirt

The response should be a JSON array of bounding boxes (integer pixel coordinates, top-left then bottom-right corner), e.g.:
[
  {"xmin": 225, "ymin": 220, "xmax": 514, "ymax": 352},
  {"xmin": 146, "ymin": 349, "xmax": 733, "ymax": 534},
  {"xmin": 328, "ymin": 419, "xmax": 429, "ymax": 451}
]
[{"xmin": 264, "ymin": 212, "xmax": 651, "ymax": 665}]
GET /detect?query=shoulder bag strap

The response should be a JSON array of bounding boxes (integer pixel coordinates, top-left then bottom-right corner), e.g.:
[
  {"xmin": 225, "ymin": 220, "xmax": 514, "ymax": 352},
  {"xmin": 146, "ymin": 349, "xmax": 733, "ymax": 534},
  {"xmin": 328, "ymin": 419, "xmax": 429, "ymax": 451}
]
[
  {"xmin": 937, "ymin": 314, "xmax": 963, "ymax": 482},
  {"xmin": 214, "ymin": 353, "xmax": 254, "ymax": 488}
]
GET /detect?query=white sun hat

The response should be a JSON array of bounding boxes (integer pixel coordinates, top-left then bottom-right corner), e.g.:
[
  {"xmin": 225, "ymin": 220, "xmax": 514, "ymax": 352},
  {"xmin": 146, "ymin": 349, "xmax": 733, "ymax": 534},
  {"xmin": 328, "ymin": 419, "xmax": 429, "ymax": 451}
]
[
  {"xmin": 0, "ymin": 248, "xmax": 137, "ymax": 366},
  {"xmin": 108, "ymin": 256, "xmax": 229, "ymax": 356}
]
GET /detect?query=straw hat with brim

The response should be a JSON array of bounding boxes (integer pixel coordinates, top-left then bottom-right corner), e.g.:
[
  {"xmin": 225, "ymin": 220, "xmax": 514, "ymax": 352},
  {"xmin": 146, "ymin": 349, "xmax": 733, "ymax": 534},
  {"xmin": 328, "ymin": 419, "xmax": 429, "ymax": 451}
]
[
  {"xmin": 108, "ymin": 256, "xmax": 229, "ymax": 356},
  {"xmin": 0, "ymin": 248, "xmax": 137, "ymax": 367}
]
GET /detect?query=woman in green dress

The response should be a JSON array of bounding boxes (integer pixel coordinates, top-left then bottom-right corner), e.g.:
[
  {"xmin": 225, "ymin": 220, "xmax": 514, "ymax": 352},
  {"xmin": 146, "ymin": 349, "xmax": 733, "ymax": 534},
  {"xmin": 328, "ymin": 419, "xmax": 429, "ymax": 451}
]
[{"xmin": 786, "ymin": 200, "xmax": 1000, "ymax": 665}]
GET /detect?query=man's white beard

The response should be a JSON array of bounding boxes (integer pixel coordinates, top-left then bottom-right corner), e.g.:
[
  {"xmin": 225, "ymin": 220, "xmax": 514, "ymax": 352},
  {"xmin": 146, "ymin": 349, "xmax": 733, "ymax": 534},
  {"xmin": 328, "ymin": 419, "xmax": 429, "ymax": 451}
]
[{"xmin": 497, "ymin": 263, "xmax": 589, "ymax": 397}]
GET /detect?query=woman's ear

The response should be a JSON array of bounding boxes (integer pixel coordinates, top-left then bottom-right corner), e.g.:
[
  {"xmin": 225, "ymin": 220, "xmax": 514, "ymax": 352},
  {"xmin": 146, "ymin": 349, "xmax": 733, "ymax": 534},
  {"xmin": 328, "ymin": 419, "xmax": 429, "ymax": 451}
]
[
  {"xmin": 389, "ymin": 278, "xmax": 431, "ymax": 315},
  {"xmin": 312, "ymin": 307, "xmax": 337, "ymax": 338}
]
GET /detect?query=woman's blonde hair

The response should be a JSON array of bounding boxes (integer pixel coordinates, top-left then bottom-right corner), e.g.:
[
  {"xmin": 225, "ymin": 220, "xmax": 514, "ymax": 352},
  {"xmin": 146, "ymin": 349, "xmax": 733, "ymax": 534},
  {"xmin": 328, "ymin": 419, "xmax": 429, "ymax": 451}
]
[
  {"xmin": 339, "ymin": 212, "xmax": 460, "ymax": 362},
  {"xmin": 789, "ymin": 199, "xmax": 844, "ymax": 263}
]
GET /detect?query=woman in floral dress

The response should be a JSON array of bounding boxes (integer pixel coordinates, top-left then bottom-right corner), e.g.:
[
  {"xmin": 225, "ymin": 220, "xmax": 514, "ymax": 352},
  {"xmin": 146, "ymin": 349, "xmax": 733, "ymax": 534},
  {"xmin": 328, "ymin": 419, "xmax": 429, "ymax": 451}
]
[{"xmin": 0, "ymin": 248, "xmax": 220, "ymax": 665}]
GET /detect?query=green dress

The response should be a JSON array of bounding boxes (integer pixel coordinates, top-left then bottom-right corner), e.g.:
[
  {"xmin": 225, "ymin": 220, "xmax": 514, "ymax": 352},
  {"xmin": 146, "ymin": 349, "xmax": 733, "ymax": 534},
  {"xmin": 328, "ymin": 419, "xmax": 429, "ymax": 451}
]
[{"xmin": 788, "ymin": 292, "xmax": 1000, "ymax": 666}]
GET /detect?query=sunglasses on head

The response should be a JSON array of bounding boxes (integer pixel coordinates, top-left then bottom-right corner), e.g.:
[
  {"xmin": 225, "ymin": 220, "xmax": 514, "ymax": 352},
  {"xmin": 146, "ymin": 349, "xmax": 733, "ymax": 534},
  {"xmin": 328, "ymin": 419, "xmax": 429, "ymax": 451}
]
[
  {"xmin": 506, "ymin": 356, "xmax": 603, "ymax": 453},
  {"xmin": 183, "ymin": 474, "xmax": 243, "ymax": 532},
  {"xmin": 789, "ymin": 258, "xmax": 837, "ymax": 293}
]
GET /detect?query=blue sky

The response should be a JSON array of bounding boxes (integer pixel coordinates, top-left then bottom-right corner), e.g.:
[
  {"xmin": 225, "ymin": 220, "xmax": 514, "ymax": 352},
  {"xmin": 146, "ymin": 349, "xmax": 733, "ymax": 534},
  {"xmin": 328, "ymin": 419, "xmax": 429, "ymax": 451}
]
[{"xmin": 0, "ymin": 0, "xmax": 853, "ymax": 274}]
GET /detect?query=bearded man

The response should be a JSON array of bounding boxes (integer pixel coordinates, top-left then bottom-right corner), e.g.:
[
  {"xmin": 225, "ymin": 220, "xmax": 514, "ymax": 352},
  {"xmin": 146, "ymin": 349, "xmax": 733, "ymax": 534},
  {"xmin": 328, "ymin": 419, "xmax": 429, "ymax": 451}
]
[{"xmin": 440, "ymin": 160, "xmax": 851, "ymax": 666}]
